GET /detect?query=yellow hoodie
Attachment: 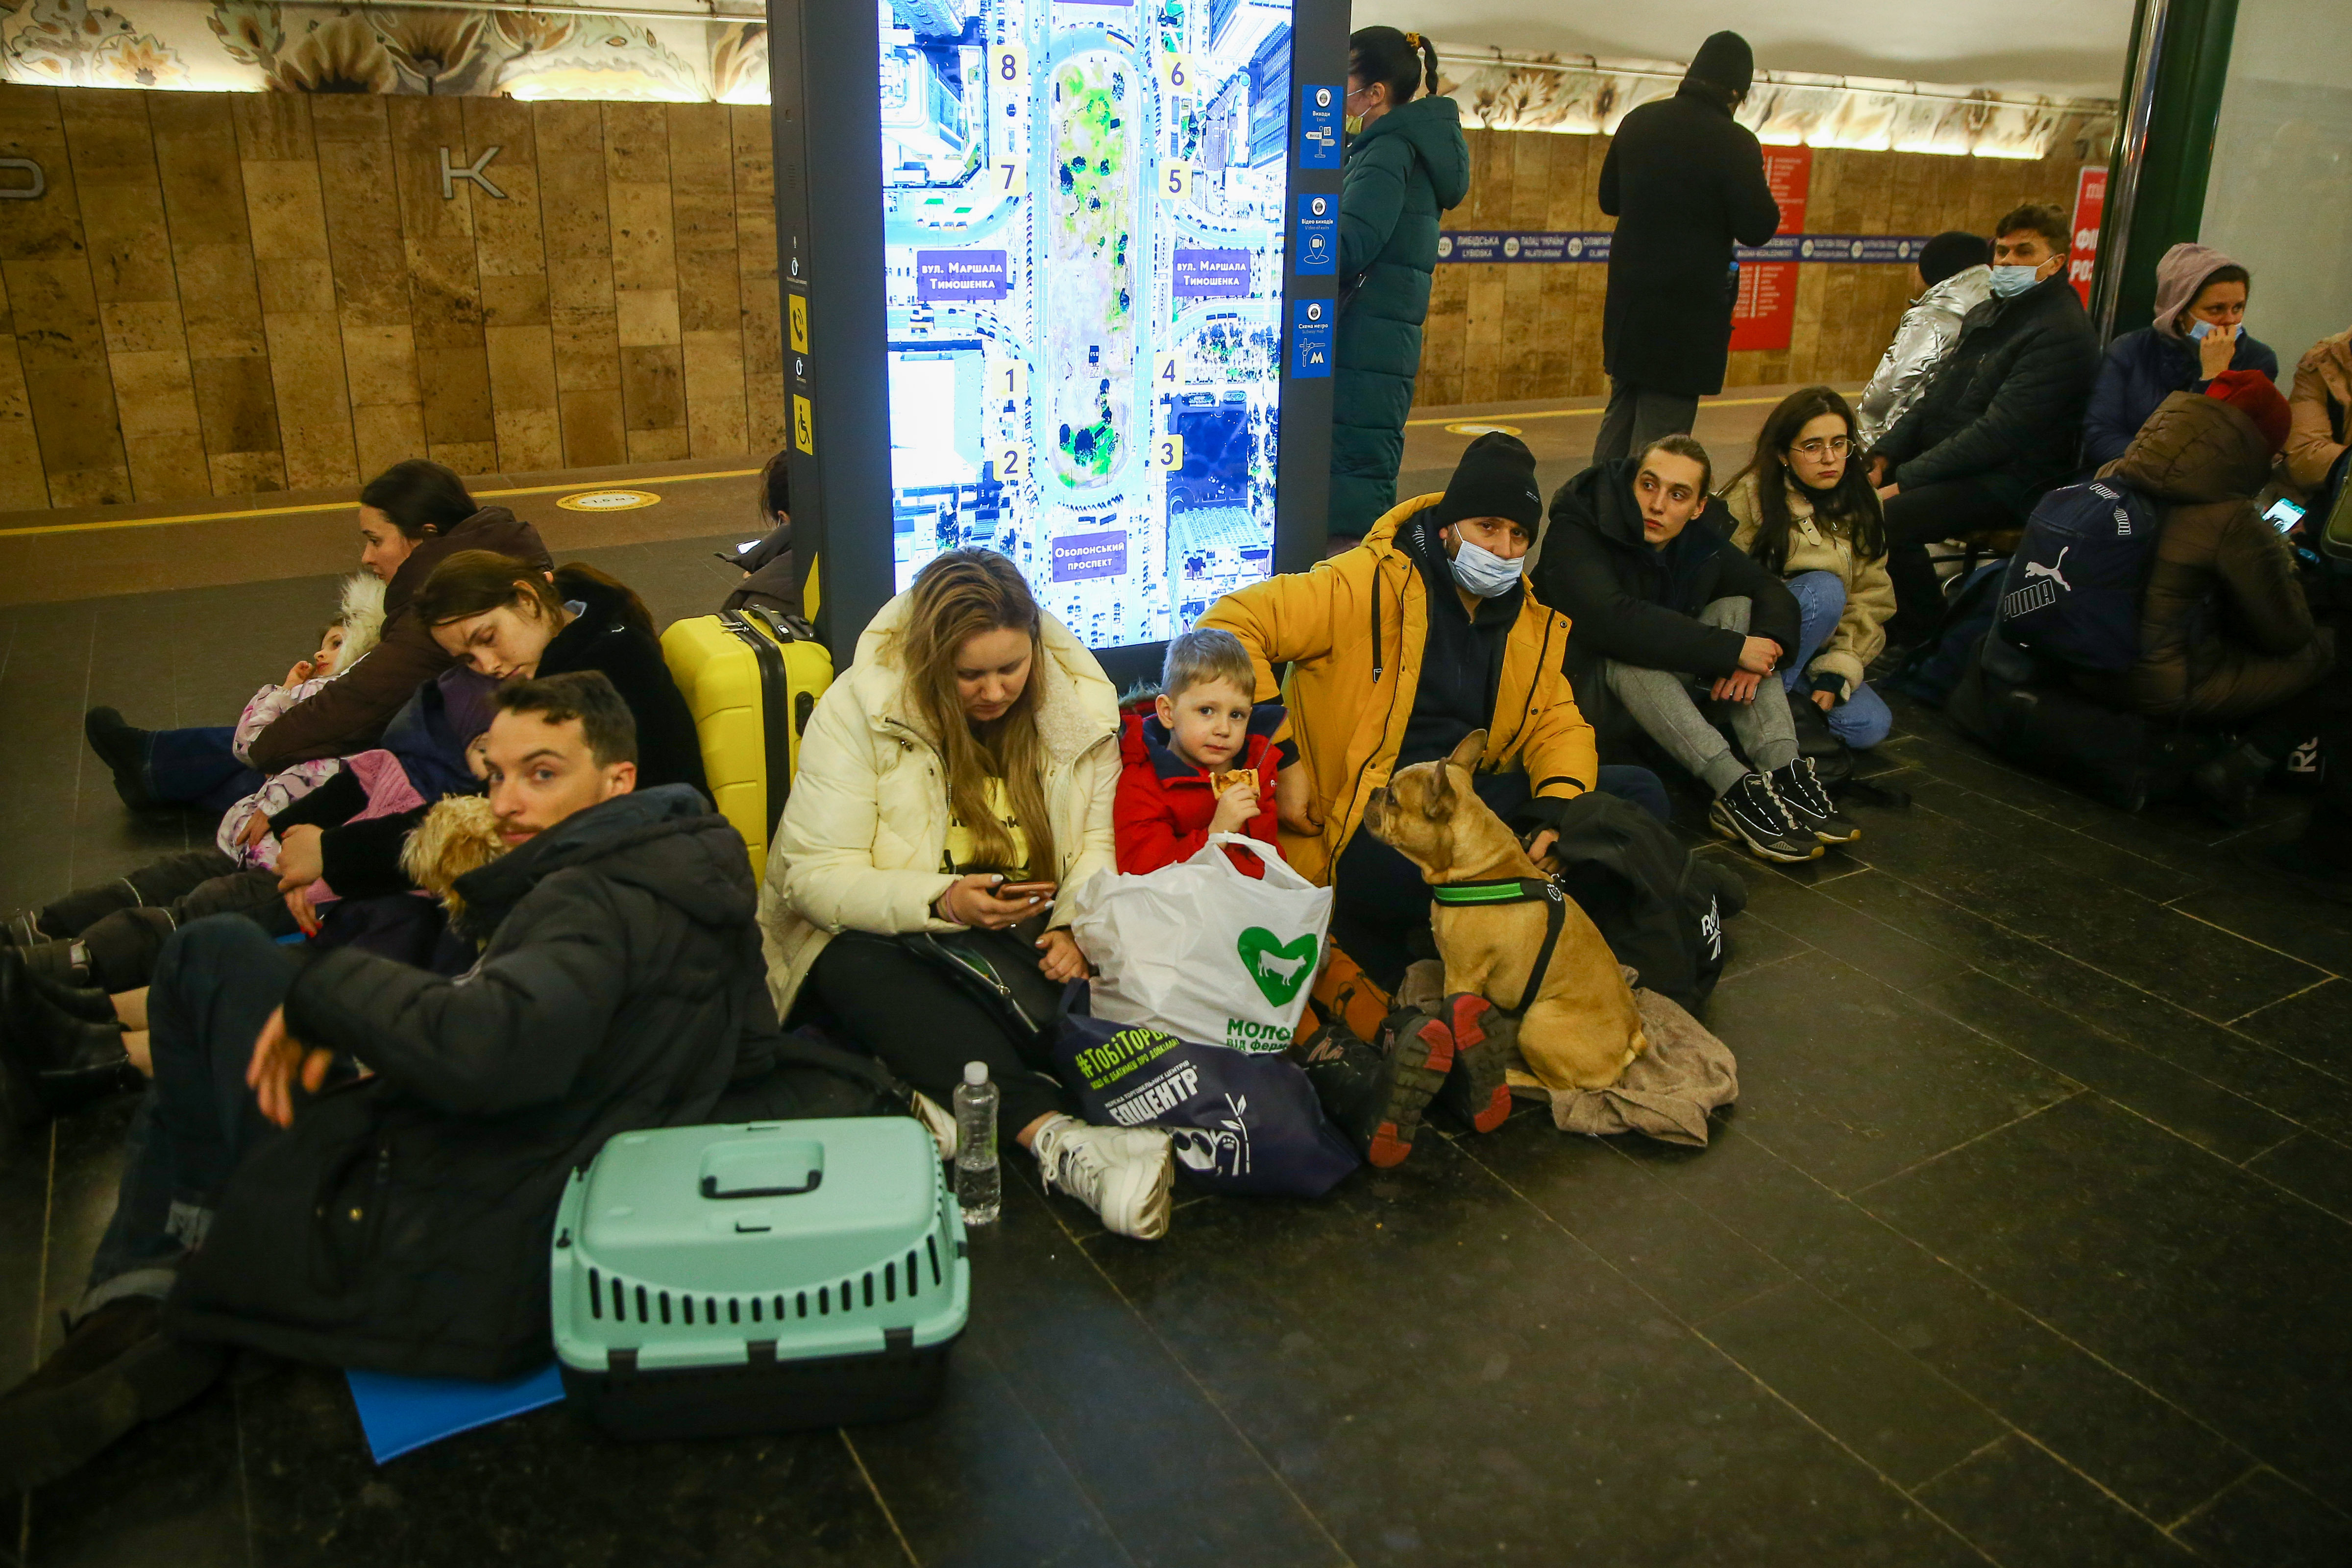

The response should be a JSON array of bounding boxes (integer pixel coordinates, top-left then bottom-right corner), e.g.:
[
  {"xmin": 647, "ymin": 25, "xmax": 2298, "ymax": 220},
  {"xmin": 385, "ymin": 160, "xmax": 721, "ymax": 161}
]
[{"xmin": 1199, "ymin": 493, "xmax": 1596, "ymax": 886}]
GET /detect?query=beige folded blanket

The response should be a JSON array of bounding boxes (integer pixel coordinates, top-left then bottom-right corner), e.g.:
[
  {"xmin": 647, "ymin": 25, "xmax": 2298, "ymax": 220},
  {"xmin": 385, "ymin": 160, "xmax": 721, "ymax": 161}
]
[{"xmin": 1396, "ymin": 960, "xmax": 1738, "ymax": 1147}]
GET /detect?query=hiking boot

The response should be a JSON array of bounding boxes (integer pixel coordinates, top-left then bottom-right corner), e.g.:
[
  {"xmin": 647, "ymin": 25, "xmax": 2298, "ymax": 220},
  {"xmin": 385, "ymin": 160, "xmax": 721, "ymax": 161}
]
[
  {"xmin": 1032, "ymin": 1117, "xmax": 1174, "ymax": 1241},
  {"xmin": 84, "ymin": 708, "xmax": 159, "ymax": 812},
  {"xmin": 0, "ymin": 1296, "xmax": 227, "ymax": 1492},
  {"xmin": 1432, "ymin": 994, "xmax": 1513, "ymax": 1134},
  {"xmin": 1708, "ymin": 774, "xmax": 1823, "ymax": 864},
  {"xmin": 1771, "ymin": 758, "xmax": 1861, "ymax": 845},
  {"xmin": 26, "ymin": 968, "xmax": 116, "ymax": 1026},
  {"xmin": 1297, "ymin": 1014, "xmax": 1448, "ymax": 1170}
]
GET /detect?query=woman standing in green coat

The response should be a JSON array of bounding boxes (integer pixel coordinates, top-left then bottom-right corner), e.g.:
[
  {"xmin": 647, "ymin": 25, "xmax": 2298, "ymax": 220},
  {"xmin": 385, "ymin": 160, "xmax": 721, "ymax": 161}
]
[{"xmin": 1329, "ymin": 28, "xmax": 1470, "ymax": 546}]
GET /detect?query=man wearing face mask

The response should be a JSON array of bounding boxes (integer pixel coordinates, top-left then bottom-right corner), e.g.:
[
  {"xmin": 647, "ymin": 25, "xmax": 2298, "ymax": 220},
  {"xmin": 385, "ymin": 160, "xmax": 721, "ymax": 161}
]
[
  {"xmin": 1200, "ymin": 433, "xmax": 1617, "ymax": 984},
  {"xmin": 1865, "ymin": 202, "xmax": 2100, "ymax": 645}
]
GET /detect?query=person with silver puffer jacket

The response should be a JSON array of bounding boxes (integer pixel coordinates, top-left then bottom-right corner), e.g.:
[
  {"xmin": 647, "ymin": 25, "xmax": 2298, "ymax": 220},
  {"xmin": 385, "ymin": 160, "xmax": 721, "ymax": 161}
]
[{"xmin": 1856, "ymin": 233, "xmax": 1994, "ymax": 448}]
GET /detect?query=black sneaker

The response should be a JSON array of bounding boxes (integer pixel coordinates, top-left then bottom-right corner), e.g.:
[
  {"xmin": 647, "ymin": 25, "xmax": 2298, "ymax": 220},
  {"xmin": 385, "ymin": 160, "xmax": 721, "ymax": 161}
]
[
  {"xmin": 84, "ymin": 708, "xmax": 159, "ymax": 811},
  {"xmin": 1771, "ymin": 758, "xmax": 1861, "ymax": 845},
  {"xmin": 1708, "ymin": 774, "xmax": 1822, "ymax": 863}
]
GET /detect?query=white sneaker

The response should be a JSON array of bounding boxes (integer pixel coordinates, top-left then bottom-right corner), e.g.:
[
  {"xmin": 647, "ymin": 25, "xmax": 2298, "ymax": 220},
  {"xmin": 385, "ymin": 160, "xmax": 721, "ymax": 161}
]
[{"xmin": 1032, "ymin": 1117, "xmax": 1174, "ymax": 1240}]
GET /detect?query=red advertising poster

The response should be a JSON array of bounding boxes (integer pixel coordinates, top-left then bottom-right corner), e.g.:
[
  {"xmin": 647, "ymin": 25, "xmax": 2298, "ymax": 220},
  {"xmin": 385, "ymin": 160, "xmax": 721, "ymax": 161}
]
[
  {"xmin": 2068, "ymin": 165, "xmax": 2107, "ymax": 307},
  {"xmin": 1729, "ymin": 145, "xmax": 1812, "ymax": 353}
]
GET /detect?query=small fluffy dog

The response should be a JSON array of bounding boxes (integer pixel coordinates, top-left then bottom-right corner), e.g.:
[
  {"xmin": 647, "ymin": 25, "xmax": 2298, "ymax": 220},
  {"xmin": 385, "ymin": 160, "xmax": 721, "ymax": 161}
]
[
  {"xmin": 398, "ymin": 795, "xmax": 507, "ymax": 926},
  {"xmin": 1363, "ymin": 730, "xmax": 1647, "ymax": 1092}
]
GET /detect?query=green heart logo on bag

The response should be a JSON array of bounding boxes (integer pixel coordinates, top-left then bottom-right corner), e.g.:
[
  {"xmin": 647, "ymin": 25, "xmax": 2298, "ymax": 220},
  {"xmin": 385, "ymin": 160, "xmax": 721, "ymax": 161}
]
[{"xmin": 1236, "ymin": 928, "xmax": 1319, "ymax": 1008}]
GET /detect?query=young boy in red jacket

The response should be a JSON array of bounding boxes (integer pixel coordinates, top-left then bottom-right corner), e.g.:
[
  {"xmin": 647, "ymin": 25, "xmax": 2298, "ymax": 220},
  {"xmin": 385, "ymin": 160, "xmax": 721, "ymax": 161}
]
[{"xmin": 1115, "ymin": 629, "xmax": 1287, "ymax": 875}]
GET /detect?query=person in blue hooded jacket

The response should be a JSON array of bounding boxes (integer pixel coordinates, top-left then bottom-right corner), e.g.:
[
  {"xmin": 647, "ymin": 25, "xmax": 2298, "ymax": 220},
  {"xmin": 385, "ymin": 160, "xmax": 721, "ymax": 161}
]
[
  {"xmin": 2080, "ymin": 242, "xmax": 2278, "ymax": 470},
  {"xmin": 1328, "ymin": 27, "xmax": 1470, "ymax": 546}
]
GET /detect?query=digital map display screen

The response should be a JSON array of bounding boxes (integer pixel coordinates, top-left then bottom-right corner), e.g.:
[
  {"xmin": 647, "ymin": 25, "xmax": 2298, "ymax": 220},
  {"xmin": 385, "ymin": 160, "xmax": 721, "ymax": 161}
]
[{"xmin": 879, "ymin": 0, "xmax": 1294, "ymax": 648}]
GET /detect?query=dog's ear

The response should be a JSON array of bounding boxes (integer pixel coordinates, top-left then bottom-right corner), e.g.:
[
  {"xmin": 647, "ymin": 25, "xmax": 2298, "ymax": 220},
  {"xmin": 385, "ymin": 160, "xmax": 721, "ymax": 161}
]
[
  {"xmin": 1421, "ymin": 758, "xmax": 1456, "ymax": 820},
  {"xmin": 1446, "ymin": 728, "xmax": 1487, "ymax": 778}
]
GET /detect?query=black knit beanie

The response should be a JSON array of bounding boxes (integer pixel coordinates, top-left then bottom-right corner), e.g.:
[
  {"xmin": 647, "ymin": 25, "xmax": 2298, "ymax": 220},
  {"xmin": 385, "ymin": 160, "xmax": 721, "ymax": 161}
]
[
  {"xmin": 1919, "ymin": 230, "xmax": 1992, "ymax": 287},
  {"xmin": 1431, "ymin": 432, "xmax": 1544, "ymax": 534},
  {"xmin": 1683, "ymin": 31, "xmax": 1754, "ymax": 98}
]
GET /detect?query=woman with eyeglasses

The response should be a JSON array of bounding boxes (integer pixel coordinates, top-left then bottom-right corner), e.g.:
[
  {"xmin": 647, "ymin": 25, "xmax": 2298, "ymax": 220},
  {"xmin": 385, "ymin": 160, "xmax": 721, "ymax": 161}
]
[
  {"xmin": 1718, "ymin": 386, "xmax": 1897, "ymax": 751},
  {"xmin": 1328, "ymin": 26, "xmax": 1468, "ymax": 548}
]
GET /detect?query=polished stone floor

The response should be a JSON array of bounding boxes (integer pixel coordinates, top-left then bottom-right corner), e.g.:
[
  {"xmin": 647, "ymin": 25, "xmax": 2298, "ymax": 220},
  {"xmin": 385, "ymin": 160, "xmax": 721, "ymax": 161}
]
[{"xmin": 3, "ymin": 534, "xmax": 2351, "ymax": 1567}]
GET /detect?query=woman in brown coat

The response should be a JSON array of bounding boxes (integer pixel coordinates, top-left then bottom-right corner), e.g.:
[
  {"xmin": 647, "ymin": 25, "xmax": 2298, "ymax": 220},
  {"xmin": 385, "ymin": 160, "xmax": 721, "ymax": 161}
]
[{"xmin": 2091, "ymin": 372, "xmax": 2327, "ymax": 723}]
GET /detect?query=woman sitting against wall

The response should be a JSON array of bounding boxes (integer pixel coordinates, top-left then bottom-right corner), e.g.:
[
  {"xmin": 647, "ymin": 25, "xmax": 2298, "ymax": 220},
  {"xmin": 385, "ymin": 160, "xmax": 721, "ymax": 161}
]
[
  {"xmin": 2281, "ymin": 321, "xmax": 2351, "ymax": 502},
  {"xmin": 1718, "ymin": 386, "xmax": 1897, "ymax": 753},
  {"xmin": 758, "ymin": 549, "xmax": 1176, "ymax": 1241},
  {"xmin": 2081, "ymin": 243, "xmax": 2278, "ymax": 471},
  {"xmin": 82, "ymin": 461, "xmax": 548, "ymax": 815}
]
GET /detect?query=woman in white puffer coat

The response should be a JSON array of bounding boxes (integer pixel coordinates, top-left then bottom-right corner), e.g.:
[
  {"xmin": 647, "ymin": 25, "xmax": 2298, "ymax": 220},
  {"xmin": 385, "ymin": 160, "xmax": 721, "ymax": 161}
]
[
  {"xmin": 1855, "ymin": 232, "xmax": 1994, "ymax": 448},
  {"xmin": 758, "ymin": 549, "xmax": 1176, "ymax": 1240}
]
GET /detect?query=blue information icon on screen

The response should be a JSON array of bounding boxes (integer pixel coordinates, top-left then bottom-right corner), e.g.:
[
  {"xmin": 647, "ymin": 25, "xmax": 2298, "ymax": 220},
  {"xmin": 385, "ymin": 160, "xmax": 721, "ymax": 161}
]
[
  {"xmin": 1291, "ymin": 298, "xmax": 1333, "ymax": 377},
  {"xmin": 1299, "ymin": 82, "xmax": 1342, "ymax": 169},
  {"xmin": 1295, "ymin": 193, "xmax": 1336, "ymax": 275}
]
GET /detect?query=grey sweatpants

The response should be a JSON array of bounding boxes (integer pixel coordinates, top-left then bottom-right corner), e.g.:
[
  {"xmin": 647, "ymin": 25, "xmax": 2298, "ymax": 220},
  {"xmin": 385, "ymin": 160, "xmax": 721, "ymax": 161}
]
[{"xmin": 1606, "ymin": 596, "xmax": 1799, "ymax": 796}]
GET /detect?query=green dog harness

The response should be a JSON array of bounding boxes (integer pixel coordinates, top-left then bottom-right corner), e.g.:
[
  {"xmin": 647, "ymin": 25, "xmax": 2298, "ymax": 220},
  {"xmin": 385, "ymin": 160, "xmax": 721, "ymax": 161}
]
[{"xmin": 1426, "ymin": 877, "xmax": 1571, "ymax": 1016}]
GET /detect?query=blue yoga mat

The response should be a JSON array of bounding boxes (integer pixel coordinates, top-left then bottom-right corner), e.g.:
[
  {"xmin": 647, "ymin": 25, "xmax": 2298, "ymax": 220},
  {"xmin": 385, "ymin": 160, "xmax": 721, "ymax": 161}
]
[{"xmin": 344, "ymin": 1362, "xmax": 566, "ymax": 1463}]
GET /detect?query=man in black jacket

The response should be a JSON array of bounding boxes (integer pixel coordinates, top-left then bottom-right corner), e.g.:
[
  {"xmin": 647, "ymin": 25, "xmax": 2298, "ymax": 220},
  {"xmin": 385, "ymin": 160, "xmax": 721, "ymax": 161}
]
[
  {"xmin": 1593, "ymin": 31, "xmax": 1782, "ymax": 462},
  {"xmin": 1868, "ymin": 202, "xmax": 2101, "ymax": 641},
  {"xmin": 0, "ymin": 671, "xmax": 767, "ymax": 1489},
  {"xmin": 1533, "ymin": 436, "xmax": 1854, "ymax": 863}
]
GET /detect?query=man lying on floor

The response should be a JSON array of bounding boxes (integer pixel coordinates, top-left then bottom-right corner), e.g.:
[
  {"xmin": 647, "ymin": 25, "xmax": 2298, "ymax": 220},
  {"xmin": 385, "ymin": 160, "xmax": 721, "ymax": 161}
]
[{"xmin": 0, "ymin": 670, "xmax": 775, "ymax": 1489}]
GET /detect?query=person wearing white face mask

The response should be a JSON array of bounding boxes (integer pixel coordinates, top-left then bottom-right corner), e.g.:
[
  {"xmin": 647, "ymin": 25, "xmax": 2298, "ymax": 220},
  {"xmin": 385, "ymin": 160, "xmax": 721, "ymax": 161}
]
[
  {"xmin": 2081, "ymin": 243, "xmax": 2277, "ymax": 469},
  {"xmin": 1202, "ymin": 432, "xmax": 1666, "ymax": 987},
  {"xmin": 1864, "ymin": 202, "xmax": 2100, "ymax": 646}
]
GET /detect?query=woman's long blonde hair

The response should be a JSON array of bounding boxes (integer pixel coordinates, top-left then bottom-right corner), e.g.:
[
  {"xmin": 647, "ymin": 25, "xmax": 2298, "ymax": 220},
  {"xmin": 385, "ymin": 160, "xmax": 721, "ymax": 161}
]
[{"xmin": 902, "ymin": 550, "xmax": 1057, "ymax": 880}]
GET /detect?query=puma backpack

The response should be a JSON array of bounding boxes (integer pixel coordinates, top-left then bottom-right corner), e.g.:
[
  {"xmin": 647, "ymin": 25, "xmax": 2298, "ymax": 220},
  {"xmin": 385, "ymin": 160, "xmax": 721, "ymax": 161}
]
[{"xmin": 1993, "ymin": 480, "xmax": 2162, "ymax": 673}]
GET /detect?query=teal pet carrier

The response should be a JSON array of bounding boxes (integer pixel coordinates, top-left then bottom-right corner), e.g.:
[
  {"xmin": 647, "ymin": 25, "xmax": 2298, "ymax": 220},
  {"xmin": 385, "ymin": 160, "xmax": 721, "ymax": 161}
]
[{"xmin": 552, "ymin": 1117, "xmax": 968, "ymax": 1439}]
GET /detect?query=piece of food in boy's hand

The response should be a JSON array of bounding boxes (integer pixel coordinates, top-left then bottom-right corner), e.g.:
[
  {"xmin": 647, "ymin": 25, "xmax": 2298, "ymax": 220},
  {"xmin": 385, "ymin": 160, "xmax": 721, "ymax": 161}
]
[{"xmin": 1212, "ymin": 767, "xmax": 1258, "ymax": 796}]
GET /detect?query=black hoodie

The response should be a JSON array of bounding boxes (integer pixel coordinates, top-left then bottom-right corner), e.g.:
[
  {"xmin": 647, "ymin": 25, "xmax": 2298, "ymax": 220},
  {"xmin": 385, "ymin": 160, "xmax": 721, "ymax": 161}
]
[
  {"xmin": 169, "ymin": 786, "xmax": 770, "ymax": 1378},
  {"xmin": 1532, "ymin": 458, "xmax": 1801, "ymax": 679}
]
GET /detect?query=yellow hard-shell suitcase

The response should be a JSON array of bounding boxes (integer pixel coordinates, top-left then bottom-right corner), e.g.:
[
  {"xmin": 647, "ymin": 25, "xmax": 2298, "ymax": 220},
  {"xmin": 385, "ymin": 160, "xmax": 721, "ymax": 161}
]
[{"xmin": 661, "ymin": 603, "xmax": 833, "ymax": 871}]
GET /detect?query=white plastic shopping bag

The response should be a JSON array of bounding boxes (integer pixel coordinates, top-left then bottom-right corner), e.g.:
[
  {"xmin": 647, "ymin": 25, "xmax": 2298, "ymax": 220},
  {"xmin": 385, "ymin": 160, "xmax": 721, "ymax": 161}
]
[{"xmin": 1067, "ymin": 834, "xmax": 1333, "ymax": 1054}]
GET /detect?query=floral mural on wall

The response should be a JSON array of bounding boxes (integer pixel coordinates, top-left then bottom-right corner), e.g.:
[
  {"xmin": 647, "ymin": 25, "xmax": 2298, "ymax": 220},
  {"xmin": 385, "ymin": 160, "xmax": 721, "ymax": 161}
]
[
  {"xmin": 0, "ymin": 0, "xmax": 767, "ymax": 101},
  {"xmin": 0, "ymin": 2, "xmax": 2111, "ymax": 156},
  {"xmin": 1435, "ymin": 46, "xmax": 2116, "ymax": 162}
]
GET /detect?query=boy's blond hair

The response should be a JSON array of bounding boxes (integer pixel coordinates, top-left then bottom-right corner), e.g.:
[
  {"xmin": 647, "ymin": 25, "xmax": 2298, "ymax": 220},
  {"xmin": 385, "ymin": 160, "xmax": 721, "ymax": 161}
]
[{"xmin": 1160, "ymin": 628, "xmax": 1256, "ymax": 701}]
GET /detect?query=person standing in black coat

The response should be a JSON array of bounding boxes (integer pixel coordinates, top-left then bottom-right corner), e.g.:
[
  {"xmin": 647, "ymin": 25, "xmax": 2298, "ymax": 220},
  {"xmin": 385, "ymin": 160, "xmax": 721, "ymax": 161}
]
[
  {"xmin": 0, "ymin": 673, "xmax": 771, "ymax": 1488},
  {"xmin": 1532, "ymin": 436, "xmax": 1853, "ymax": 863},
  {"xmin": 1866, "ymin": 202, "xmax": 2100, "ymax": 643},
  {"xmin": 1594, "ymin": 31, "xmax": 1782, "ymax": 463}
]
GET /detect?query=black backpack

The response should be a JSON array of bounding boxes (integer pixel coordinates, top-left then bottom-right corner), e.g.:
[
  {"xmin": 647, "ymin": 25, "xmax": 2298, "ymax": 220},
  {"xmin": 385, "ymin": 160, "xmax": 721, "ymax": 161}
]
[
  {"xmin": 1545, "ymin": 792, "xmax": 1741, "ymax": 1016},
  {"xmin": 1995, "ymin": 480, "xmax": 2162, "ymax": 671}
]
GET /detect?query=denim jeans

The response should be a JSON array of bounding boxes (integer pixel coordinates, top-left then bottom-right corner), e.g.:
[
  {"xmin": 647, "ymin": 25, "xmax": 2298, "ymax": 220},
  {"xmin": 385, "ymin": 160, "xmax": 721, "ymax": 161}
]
[
  {"xmin": 146, "ymin": 726, "xmax": 264, "ymax": 816},
  {"xmin": 82, "ymin": 916, "xmax": 297, "ymax": 1317},
  {"xmin": 1781, "ymin": 571, "xmax": 1895, "ymax": 750}
]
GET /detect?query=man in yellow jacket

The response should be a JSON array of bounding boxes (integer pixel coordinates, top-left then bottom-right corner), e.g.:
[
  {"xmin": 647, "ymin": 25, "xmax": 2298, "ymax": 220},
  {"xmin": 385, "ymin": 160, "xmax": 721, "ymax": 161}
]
[{"xmin": 1201, "ymin": 433, "xmax": 1603, "ymax": 986}]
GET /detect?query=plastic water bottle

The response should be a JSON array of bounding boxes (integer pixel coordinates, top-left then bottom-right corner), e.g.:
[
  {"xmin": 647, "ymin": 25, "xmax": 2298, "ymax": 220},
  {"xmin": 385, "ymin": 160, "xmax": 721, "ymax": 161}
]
[{"xmin": 953, "ymin": 1061, "xmax": 1001, "ymax": 1227}]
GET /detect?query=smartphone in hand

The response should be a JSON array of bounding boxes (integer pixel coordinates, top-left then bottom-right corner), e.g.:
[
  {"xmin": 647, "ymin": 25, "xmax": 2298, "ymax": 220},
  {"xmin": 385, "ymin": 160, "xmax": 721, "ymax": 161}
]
[{"xmin": 997, "ymin": 881, "xmax": 1057, "ymax": 903}]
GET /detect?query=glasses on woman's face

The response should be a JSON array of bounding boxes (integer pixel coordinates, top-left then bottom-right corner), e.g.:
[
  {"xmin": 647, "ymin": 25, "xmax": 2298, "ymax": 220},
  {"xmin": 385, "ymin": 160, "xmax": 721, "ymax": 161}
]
[{"xmin": 1790, "ymin": 436, "xmax": 1851, "ymax": 460}]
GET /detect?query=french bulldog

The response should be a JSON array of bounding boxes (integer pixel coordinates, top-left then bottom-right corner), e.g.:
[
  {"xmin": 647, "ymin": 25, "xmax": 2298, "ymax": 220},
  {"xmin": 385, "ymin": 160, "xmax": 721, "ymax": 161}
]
[{"xmin": 1363, "ymin": 730, "xmax": 1647, "ymax": 1093}]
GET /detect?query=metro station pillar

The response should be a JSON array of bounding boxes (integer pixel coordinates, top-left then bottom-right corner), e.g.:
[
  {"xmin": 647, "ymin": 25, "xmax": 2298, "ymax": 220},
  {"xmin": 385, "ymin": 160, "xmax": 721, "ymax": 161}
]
[{"xmin": 768, "ymin": 0, "xmax": 1347, "ymax": 684}]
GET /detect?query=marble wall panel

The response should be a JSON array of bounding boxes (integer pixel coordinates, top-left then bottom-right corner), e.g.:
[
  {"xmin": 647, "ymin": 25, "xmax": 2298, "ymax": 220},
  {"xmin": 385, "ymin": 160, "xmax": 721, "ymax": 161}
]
[
  {"xmin": 7, "ymin": 80, "xmax": 831, "ymax": 508},
  {"xmin": 1421, "ymin": 127, "xmax": 2092, "ymax": 408}
]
